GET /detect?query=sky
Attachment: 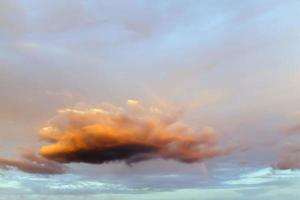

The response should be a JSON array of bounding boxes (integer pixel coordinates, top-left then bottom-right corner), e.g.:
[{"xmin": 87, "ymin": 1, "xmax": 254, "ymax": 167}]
[{"xmin": 0, "ymin": 0, "xmax": 300, "ymax": 199}]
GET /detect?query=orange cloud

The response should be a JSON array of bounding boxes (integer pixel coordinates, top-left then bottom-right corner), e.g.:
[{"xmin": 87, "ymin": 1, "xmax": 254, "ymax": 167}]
[{"xmin": 39, "ymin": 100, "xmax": 228, "ymax": 165}]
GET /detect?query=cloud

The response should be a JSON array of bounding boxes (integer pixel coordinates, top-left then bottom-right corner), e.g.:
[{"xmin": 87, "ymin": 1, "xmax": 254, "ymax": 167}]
[
  {"xmin": 0, "ymin": 151, "xmax": 66, "ymax": 174},
  {"xmin": 274, "ymin": 155, "xmax": 300, "ymax": 170},
  {"xmin": 274, "ymin": 121, "xmax": 300, "ymax": 170},
  {"xmin": 286, "ymin": 125, "xmax": 300, "ymax": 135},
  {"xmin": 39, "ymin": 100, "xmax": 228, "ymax": 165},
  {"xmin": 273, "ymin": 142, "xmax": 300, "ymax": 170}
]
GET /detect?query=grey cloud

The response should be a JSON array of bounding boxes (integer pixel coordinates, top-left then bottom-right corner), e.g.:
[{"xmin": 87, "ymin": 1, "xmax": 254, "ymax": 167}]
[{"xmin": 0, "ymin": 151, "xmax": 67, "ymax": 174}]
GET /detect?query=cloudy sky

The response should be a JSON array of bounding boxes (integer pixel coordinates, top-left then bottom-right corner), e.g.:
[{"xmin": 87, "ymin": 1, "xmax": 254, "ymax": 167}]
[{"xmin": 1, "ymin": 0, "xmax": 300, "ymax": 199}]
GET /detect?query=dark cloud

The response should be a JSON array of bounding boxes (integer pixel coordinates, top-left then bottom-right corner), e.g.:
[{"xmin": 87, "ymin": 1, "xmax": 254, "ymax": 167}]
[
  {"xmin": 39, "ymin": 100, "xmax": 229, "ymax": 165},
  {"xmin": 0, "ymin": 151, "xmax": 66, "ymax": 174}
]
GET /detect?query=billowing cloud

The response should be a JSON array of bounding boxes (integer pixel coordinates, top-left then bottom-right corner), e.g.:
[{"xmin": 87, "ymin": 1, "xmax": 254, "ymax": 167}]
[
  {"xmin": 39, "ymin": 100, "xmax": 228, "ymax": 165},
  {"xmin": 0, "ymin": 151, "xmax": 66, "ymax": 174}
]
